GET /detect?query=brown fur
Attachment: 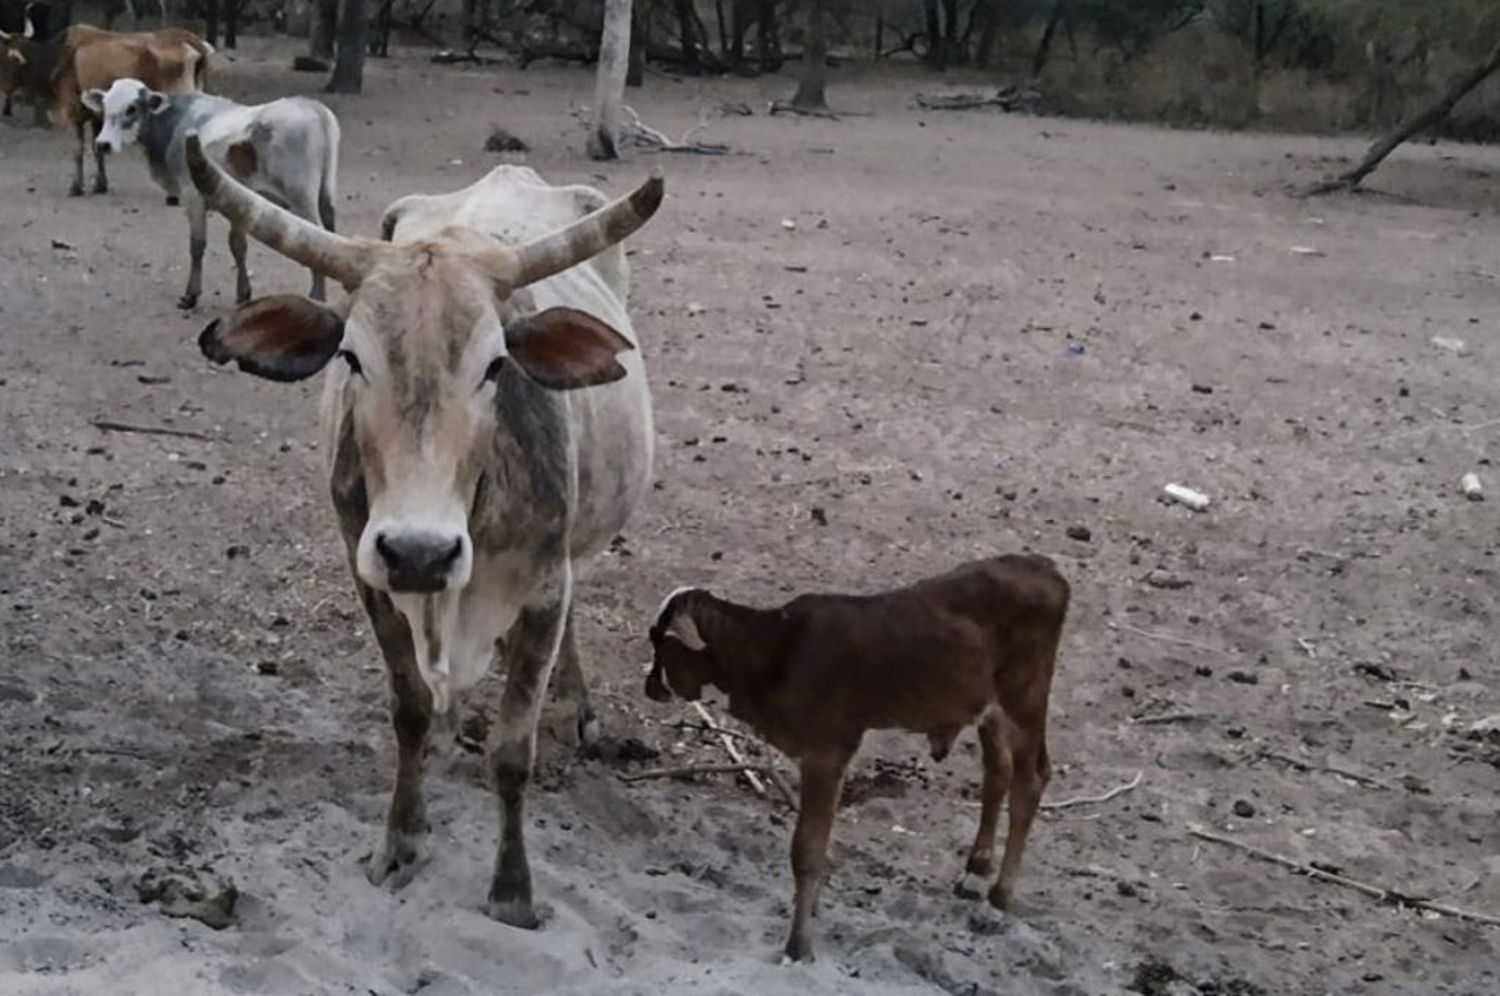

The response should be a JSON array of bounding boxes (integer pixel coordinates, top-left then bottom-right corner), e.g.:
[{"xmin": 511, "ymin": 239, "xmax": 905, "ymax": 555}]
[
  {"xmin": 49, "ymin": 24, "xmax": 212, "ymax": 196},
  {"xmin": 223, "ymin": 139, "xmax": 257, "ymax": 179},
  {"xmin": 645, "ymin": 553, "xmax": 1069, "ymax": 962}
]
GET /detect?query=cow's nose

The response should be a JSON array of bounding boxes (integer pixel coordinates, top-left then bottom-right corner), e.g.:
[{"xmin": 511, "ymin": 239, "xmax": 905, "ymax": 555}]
[{"xmin": 375, "ymin": 532, "xmax": 463, "ymax": 593}]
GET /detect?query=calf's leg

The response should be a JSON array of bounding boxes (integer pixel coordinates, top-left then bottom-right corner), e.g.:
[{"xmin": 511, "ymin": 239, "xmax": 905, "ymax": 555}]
[
  {"xmin": 487, "ymin": 577, "xmax": 570, "ymax": 929},
  {"xmin": 70, "ymin": 118, "xmax": 86, "ymax": 196},
  {"xmin": 361, "ymin": 583, "xmax": 434, "ymax": 886},
  {"xmin": 785, "ymin": 752, "xmax": 850, "ymax": 963},
  {"xmin": 91, "ymin": 121, "xmax": 108, "ymax": 194},
  {"xmin": 228, "ymin": 224, "xmax": 252, "ymax": 304},
  {"xmin": 179, "ymin": 198, "xmax": 208, "ymax": 310},
  {"xmin": 956, "ymin": 707, "xmax": 1013, "ymax": 899},
  {"xmin": 990, "ymin": 718, "xmax": 1049, "ymax": 910}
]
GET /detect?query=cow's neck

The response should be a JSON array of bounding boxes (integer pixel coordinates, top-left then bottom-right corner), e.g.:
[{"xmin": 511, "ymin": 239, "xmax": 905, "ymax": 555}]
[{"xmin": 139, "ymin": 99, "xmax": 186, "ymax": 180}]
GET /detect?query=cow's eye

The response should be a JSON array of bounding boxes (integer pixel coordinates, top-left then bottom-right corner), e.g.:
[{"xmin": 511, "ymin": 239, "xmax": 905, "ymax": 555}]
[
  {"xmin": 338, "ymin": 349, "xmax": 363, "ymax": 377},
  {"xmin": 482, "ymin": 357, "xmax": 506, "ymax": 385}
]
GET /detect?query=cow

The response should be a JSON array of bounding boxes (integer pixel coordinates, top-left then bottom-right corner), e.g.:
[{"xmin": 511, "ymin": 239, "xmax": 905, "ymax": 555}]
[
  {"xmin": 182, "ymin": 133, "xmax": 664, "ymax": 929},
  {"xmin": 85, "ymin": 78, "xmax": 341, "ymax": 309},
  {"xmin": 0, "ymin": 1, "xmax": 60, "ymax": 40},
  {"xmin": 51, "ymin": 24, "xmax": 213, "ymax": 197}
]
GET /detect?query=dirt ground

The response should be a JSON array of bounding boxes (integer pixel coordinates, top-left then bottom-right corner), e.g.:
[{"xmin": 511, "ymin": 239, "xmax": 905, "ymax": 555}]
[{"xmin": 1, "ymin": 34, "xmax": 1498, "ymax": 996}]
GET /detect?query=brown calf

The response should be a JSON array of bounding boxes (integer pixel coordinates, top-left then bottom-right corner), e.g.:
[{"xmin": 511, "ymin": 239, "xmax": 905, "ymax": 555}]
[
  {"xmin": 50, "ymin": 24, "xmax": 211, "ymax": 196},
  {"xmin": 645, "ymin": 554, "xmax": 1069, "ymax": 963}
]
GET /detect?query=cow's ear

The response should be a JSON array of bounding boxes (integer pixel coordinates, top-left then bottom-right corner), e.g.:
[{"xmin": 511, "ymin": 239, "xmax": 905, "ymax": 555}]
[
  {"xmin": 144, "ymin": 90, "xmax": 169, "ymax": 114},
  {"xmin": 199, "ymin": 295, "xmax": 345, "ymax": 383},
  {"xmin": 7, "ymin": 48, "xmax": 26, "ymax": 66},
  {"xmin": 81, "ymin": 88, "xmax": 105, "ymax": 113},
  {"xmin": 504, "ymin": 307, "xmax": 633, "ymax": 390}
]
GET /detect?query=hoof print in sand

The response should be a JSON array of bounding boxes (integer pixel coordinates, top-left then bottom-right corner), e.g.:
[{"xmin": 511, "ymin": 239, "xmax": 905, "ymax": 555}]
[{"xmin": 136, "ymin": 866, "xmax": 238, "ymax": 929}]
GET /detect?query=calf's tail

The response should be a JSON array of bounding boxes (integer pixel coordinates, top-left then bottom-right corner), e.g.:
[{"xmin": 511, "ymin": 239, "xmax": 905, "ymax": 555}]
[{"xmin": 317, "ymin": 105, "xmax": 340, "ymax": 232}]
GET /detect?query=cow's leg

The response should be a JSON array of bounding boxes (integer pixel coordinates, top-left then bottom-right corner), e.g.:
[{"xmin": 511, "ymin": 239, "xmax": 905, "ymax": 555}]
[
  {"xmin": 360, "ymin": 582, "xmax": 433, "ymax": 886},
  {"xmin": 785, "ymin": 751, "xmax": 850, "ymax": 963},
  {"xmin": 228, "ymin": 223, "xmax": 252, "ymax": 304},
  {"xmin": 226, "ymin": 0, "xmax": 241, "ymax": 49},
  {"xmin": 70, "ymin": 118, "xmax": 86, "ymax": 196},
  {"xmin": 3, "ymin": 88, "xmax": 12, "ymax": 117},
  {"xmin": 955, "ymin": 707, "xmax": 1013, "ymax": 899},
  {"xmin": 91, "ymin": 121, "xmax": 107, "ymax": 194},
  {"xmin": 487, "ymin": 573, "xmax": 570, "ymax": 930},
  {"xmin": 552, "ymin": 603, "xmax": 599, "ymax": 751},
  {"xmin": 179, "ymin": 198, "xmax": 208, "ymax": 310}
]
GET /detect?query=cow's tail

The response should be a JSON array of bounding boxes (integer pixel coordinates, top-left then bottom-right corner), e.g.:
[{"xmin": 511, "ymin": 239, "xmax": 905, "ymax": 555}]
[
  {"xmin": 317, "ymin": 104, "xmax": 340, "ymax": 233},
  {"xmin": 189, "ymin": 39, "xmax": 214, "ymax": 90}
]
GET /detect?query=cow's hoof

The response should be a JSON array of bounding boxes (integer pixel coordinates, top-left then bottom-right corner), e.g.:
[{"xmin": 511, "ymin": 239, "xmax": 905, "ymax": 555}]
[
  {"xmin": 485, "ymin": 898, "xmax": 544, "ymax": 930},
  {"xmin": 68, "ymin": 185, "xmax": 83, "ymax": 197},
  {"xmin": 365, "ymin": 830, "xmax": 426, "ymax": 888},
  {"xmin": 165, "ymin": 195, "xmax": 180, "ymax": 206},
  {"xmin": 92, "ymin": 182, "xmax": 108, "ymax": 195},
  {"xmin": 236, "ymin": 289, "xmax": 252, "ymax": 306},
  {"xmin": 176, "ymin": 295, "xmax": 198, "ymax": 311},
  {"xmin": 987, "ymin": 884, "xmax": 1013, "ymax": 912},
  {"xmin": 783, "ymin": 938, "xmax": 815, "ymax": 964},
  {"xmin": 577, "ymin": 708, "xmax": 601, "ymax": 755},
  {"xmin": 953, "ymin": 873, "xmax": 987, "ymax": 901}
]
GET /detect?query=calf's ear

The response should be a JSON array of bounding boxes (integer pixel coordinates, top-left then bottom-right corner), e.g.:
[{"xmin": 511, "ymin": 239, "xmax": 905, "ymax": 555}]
[
  {"xmin": 200, "ymin": 295, "xmax": 345, "ymax": 383},
  {"xmin": 7, "ymin": 48, "xmax": 27, "ymax": 66},
  {"xmin": 145, "ymin": 90, "xmax": 169, "ymax": 114},
  {"xmin": 505, "ymin": 307, "xmax": 634, "ymax": 390},
  {"xmin": 81, "ymin": 88, "xmax": 105, "ymax": 113}
]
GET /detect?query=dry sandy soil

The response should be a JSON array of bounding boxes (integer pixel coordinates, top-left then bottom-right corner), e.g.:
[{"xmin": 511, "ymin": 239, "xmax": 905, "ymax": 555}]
[{"xmin": 2, "ymin": 33, "xmax": 1498, "ymax": 996}]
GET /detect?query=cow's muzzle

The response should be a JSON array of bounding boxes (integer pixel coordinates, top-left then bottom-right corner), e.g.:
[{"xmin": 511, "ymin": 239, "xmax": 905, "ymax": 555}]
[
  {"xmin": 375, "ymin": 531, "xmax": 463, "ymax": 593},
  {"xmin": 94, "ymin": 140, "xmax": 114, "ymax": 155}
]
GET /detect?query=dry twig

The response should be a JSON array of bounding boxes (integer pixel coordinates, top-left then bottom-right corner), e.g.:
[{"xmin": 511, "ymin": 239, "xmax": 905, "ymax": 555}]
[
  {"xmin": 1042, "ymin": 771, "xmax": 1143, "ymax": 811},
  {"xmin": 90, "ymin": 418, "xmax": 215, "ymax": 442},
  {"xmin": 1255, "ymin": 750, "xmax": 1387, "ymax": 789},
  {"xmin": 1187, "ymin": 824, "xmax": 1500, "ymax": 927},
  {"xmin": 1131, "ymin": 711, "xmax": 1212, "ymax": 727},
  {"xmin": 690, "ymin": 700, "xmax": 766, "ymax": 797},
  {"xmin": 618, "ymin": 763, "xmax": 777, "ymax": 784},
  {"xmin": 1109, "ymin": 622, "xmax": 1232, "ymax": 657}
]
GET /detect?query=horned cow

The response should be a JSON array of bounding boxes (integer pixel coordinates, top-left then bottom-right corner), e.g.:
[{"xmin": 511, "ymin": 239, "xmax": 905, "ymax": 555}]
[
  {"xmin": 85, "ymin": 77, "xmax": 340, "ymax": 309},
  {"xmin": 51, "ymin": 24, "xmax": 212, "ymax": 197},
  {"xmin": 645, "ymin": 554, "xmax": 1070, "ymax": 962},
  {"xmin": 183, "ymin": 134, "xmax": 663, "ymax": 930}
]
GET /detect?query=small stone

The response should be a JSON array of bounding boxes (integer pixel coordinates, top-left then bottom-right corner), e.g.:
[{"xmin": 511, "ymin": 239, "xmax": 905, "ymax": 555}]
[
  {"xmin": 1194, "ymin": 664, "xmax": 1213, "ymax": 677},
  {"xmin": 136, "ymin": 867, "xmax": 237, "ymax": 929},
  {"xmin": 810, "ymin": 507, "xmax": 828, "ymax": 526},
  {"xmin": 1232, "ymin": 799, "xmax": 1255, "ymax": 818},
  {"xmin": 225, "ymin": 544, "xmax": 250, "ymax": 560},
  {"xmin": 1066, "ymin": 525, "xmax": 1092, "ymax": 542},
  {"xmin": 483, "ymin": 127, "xmax": 529, "ymax": 153},
  {"xmin": 1191, "ymin": 383, "xmax": 1213, "ymax": 394},
  {"xmin": 1227, "ymin": 670, "xmax": 1260, "ymax": 685}
]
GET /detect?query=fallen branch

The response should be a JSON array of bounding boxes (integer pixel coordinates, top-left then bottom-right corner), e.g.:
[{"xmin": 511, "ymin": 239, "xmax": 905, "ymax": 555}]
[
  {"xmin": 618, "ymin": 763, "xmax": 776, "ymax": 784},
  {"xmin": 690, "ymin": 700, "xmax": 766, "ymax": 797},
  {"xmin": 90, "ymin": 418, "xmax": 215, "ymax": 442},
  {"xmin": 1187, "ymin": 824, "xmax": 1500, "ymax": 927},
  {"xmin": 670, "ymin": 720, "xmax": 762, "ymax": 743},
  {"xmin": 1255, "ymin": 750, "xmax": 1388, "ymax": 790},
  {"xmin": 913, "ymin": 86, "xmax": 1040, "ymax": 112},
  {"xmin": 620, "ymin": 105, "xmax": 729, "ymax": 155},
  {"xmin": 1109, "ymin": 621, "xmax": 1233, "ymax": 657},
  {"xmin": 1131, "ymin": 711, "xmax": 1212, "ymax": 726},
  {"xmin": 1042, "ymin": 770, "xmax": 1142, "ymax": 810},
  {"xmin": 768, "ymin": 100, "xmax": 840, "ymax": 120}
]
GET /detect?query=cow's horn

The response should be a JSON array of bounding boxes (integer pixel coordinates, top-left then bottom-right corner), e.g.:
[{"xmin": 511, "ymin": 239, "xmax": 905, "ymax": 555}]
[
  {"xmin": 183, "ymin": 132, "xmax": 377, "ymax": 290},
  {"xmin": 497, "ymin": 172, "xmax": 664, "ymax": 290}
]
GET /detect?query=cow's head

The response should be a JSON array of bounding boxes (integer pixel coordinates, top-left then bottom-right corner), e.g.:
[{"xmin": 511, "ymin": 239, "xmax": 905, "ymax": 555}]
[
  {"xmin": 645, "ymin": 587, "xmax": 714, "ymax": 703},
  {"xmin": 184, "ymin": 134, "xmax": 661, "ymax": 602},
  {"xmin": 83, "ymin": 78, "xmax": 168, "ymax": 155}
]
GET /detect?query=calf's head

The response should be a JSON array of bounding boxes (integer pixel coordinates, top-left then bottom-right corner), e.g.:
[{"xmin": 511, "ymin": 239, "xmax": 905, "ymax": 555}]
[
  {"xmin": 645, "ymin": 587, "xmax": 715, "ymax": 703},
  {"xmin": 183, "ymin": 134, "xmax": 662, "ymax": 603},
  {"xmin": 83, "ymin": 78, "xmax": 168, "ymax": 154}
]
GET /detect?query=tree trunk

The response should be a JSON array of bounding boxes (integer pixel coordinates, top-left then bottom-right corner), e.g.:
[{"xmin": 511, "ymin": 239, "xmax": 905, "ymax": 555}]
[
  {"xmin": 311, "ymin": 0, "xmax": 338, "ymax": 60},
  {"xmin": 942, "ymin": 0, "xmax": 960, "ymax": 64},
  {"xmin": 1031, "ymin": 0, "xmax": 1065, "ymax": 77},
  {"xmin": 370, "ymin": 0, "xmax": 393, "ymax": 56},
  {"xmin": 1300, "ymin": 36, "xmax": 1500, "ymax": 196},
  {"xmin": 327, "ymin": 0, "xmax": 368, "ymax": 93},
  {"xmin": 923, "ymin": 0, "xmax": 943, "ymax": 68},
  {"xmin": 973, "ymin": 0, "xmax": 1000, "ymax": 69},
  {"xmin": 756, "ymin": 0, "xmax": 781, "ymax": 72},
  {"xmin": 674, "ymin": 0, "xmax": 701, "ymax": 73},
  {"xmin": 790, "ymin": 0, "xmax": 827, "ymax": 110},
  {"xmin": 627, "ymin": 0, "xmax": 647, "ymax": 85},
  {"xmin": 588, "ymin": 0, "xmax": 633, "ymax": 160}
]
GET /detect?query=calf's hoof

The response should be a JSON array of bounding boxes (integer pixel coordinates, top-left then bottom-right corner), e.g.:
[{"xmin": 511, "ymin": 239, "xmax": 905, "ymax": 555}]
[
  {"xmin": 954, "ymin": 872, "xmax": 989, "ymax": 901},
  {"xmin": 987, "ymin": 883, "xmax": 1013, "ymax": 912},
  {"xmin": 236, "ymin": 288, "xmax": 253, "ymax": 306},
  {"xmin": 485, "ymin": 897, "xmax": 543, "ymax": 930},
  {"xmin": 176, "ymin": 294, "xmax": 198, "ymax": 311},
  {"xmin": 165, "ymin": 195, "xmax": 180, "ymax": 206},
  {"xmin": 783, "ymin": 936, "xmax": 815, "ymax": 964},
  {"xmin": 68, "ymin": 184, "xmax": 84, "ymax": 197},
  {"xmin": 366, "ymin": 829, "xmax": 427, "ymax": 888},
  {"xmin": 92, "ymin": 181, "xmax": 108, "ymax": 195}
]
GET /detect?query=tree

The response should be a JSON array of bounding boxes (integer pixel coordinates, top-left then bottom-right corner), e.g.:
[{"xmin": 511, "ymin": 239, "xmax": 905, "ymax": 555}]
[
  {"xmin": 589, "ymin": 0, "xmax": 634, "ymax": 160},
  {"xmin": 790, "ymin": 0, "xmax": 829, "ymax": 111},
  {"xmin": 327, "ymin": 0, "xmax": 368, "ymax": 93},
  {"xmin": 310, "ymin": 0, "xmax": 338, "ymax": 62},
  {"xmin": 1299, "ymin": 35, "xmax": 1500, "ymax": 196}
]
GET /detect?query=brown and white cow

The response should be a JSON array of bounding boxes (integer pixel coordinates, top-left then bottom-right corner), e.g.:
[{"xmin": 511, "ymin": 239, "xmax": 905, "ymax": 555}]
[
  {"xmin": 51, "ymin": 24, "xmax": 212, "ymax": 196},
  {"xmin": 183, "ymin": 133, "xmax": 662, "ymax": 929}
]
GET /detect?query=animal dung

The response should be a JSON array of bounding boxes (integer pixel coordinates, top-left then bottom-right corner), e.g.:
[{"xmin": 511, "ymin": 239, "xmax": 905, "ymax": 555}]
[
  {"xmin": 1461, "ymin": 472, "xmax": 1483, "ymax": 501},
  {"xmin": 1164, "ymin": 483, "xmax": 1211, "ymax": 511},
  {"xmin": 1431, "ymin": 336, "xmax": 1467, "ymax": 354}
]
